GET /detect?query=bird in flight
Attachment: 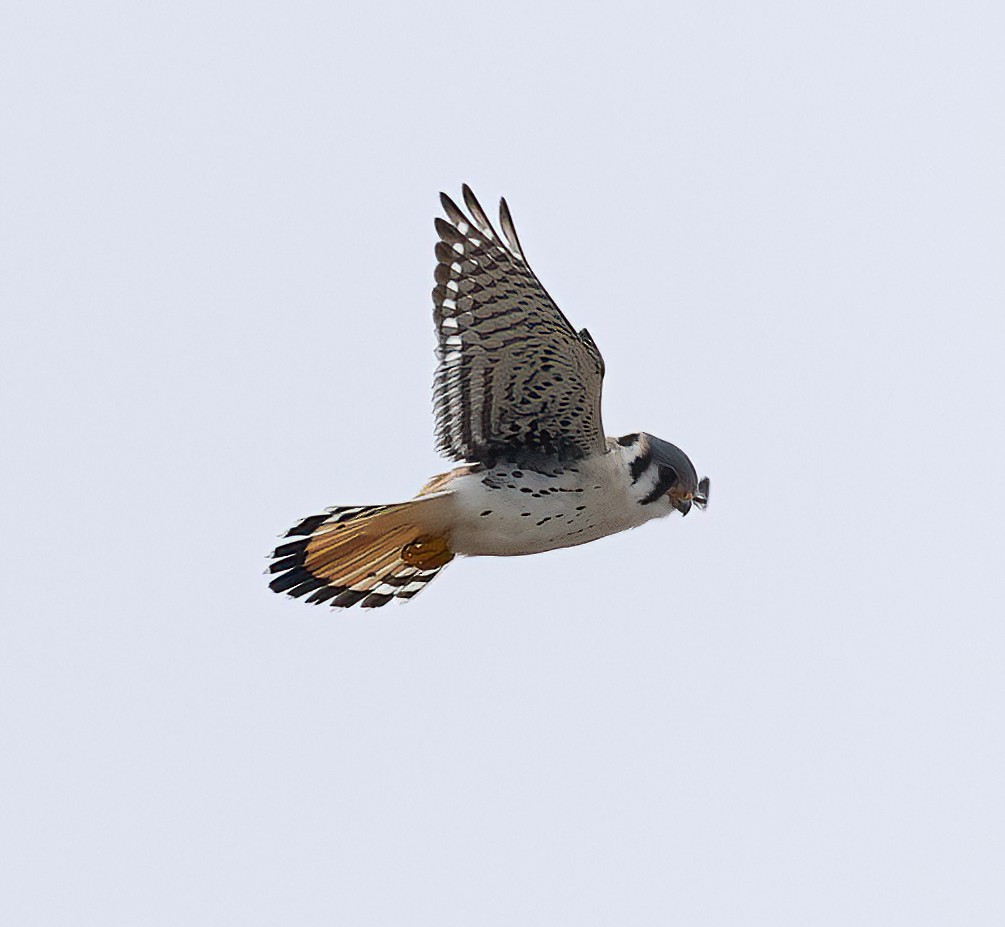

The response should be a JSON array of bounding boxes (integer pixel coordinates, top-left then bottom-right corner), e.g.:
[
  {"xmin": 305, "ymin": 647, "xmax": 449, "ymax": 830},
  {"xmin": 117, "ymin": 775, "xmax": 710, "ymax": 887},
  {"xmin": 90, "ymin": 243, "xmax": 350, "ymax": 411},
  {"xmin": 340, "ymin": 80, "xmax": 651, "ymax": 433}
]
[{"xmin": 268, "ymin": 186, "xmax": 709, "ymax": 608}]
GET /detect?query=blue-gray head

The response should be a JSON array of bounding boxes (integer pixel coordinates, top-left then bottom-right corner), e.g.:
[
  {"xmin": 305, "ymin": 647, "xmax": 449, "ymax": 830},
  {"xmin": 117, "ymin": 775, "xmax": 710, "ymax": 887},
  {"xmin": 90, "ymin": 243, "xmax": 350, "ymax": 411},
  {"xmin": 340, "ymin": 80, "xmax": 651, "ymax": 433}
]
[{"xmin": 618, "ymin": 432, "xmax": 710, "ymax": 516}]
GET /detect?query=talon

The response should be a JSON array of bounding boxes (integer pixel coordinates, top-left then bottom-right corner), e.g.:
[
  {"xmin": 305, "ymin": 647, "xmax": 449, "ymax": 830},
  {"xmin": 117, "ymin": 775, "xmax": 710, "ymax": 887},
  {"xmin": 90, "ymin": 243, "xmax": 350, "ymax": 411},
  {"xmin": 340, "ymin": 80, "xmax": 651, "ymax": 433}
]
[{"xmin": 402, "ymin": 534, "xmax": 454, "ymax": 569}]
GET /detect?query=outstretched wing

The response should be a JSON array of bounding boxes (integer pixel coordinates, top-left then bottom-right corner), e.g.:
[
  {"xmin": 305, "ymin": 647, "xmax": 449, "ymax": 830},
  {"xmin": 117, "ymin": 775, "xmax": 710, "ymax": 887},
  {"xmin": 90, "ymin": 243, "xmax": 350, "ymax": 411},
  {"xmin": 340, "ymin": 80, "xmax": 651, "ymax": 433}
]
[{"xmin": 432, "ymin": 186, "xmax": 606, "ymax": 465}]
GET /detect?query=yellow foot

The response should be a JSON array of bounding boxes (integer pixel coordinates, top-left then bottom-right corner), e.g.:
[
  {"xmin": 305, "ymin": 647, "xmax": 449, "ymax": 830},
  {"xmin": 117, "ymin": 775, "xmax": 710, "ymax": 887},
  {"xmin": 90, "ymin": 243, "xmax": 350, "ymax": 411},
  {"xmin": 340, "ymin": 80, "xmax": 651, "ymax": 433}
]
[{"xmin": 401, "ymin": 534, "xmax": 454, "ymax": 570}]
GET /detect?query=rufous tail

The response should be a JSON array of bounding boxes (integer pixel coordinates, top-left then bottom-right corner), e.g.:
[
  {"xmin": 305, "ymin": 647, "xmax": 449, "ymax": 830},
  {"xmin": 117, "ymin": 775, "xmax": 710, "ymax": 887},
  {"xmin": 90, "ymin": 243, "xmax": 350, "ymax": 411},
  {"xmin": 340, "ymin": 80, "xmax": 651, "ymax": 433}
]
[{"xmin": 268, "ymin": 495, "xmax": 453, "ymax": 609}]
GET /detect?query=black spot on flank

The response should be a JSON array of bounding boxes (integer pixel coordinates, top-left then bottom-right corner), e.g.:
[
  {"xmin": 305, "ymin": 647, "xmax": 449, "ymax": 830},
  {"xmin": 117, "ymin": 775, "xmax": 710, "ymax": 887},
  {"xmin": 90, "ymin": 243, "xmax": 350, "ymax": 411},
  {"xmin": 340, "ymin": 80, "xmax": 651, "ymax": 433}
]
[
  {"xmin": 630, "ymin": 449, "xmax": 653, "ymax": 483},
  {"xmin": 575, "ymin": 505, "xmax": 586, "ymax": 511},
  {"xmin": 520, "ymin": 487, "xmax": 533, "ymax": 493},
  {"xmin": 521, "ymin": 512, "xmax": 531, "ymax": 517},
  {"xmin": 512, "ymin": 470, "xmax": 523, "ymax": 478},
  {"xmin": 536, "ymin": 517, "xmax": 551, "ymax": 526},
  {"xmin": 480, "ymin": 510, "xmax": 492, "ymax": 516},
  {"xmin": 617, "ymin": 433, "xmax": 640, "ymax": 447}
]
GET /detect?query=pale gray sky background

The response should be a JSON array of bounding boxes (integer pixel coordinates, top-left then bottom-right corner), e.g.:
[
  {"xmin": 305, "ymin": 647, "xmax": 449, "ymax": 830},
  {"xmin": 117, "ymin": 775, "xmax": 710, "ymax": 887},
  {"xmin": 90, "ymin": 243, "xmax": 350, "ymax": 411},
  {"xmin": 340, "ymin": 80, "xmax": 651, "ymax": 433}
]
[{"xmin": 2, "ymin": 1, "xmax": 1003, "ymax": 924}]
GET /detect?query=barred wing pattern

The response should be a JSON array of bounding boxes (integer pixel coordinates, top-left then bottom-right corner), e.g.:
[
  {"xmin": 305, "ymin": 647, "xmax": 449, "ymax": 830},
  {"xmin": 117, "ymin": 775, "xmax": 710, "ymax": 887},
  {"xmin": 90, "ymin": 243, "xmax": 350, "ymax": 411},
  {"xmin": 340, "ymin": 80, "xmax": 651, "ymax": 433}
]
[{"xmin": 432, "ymin": 186, "xmax": 606, "ymax": 465}]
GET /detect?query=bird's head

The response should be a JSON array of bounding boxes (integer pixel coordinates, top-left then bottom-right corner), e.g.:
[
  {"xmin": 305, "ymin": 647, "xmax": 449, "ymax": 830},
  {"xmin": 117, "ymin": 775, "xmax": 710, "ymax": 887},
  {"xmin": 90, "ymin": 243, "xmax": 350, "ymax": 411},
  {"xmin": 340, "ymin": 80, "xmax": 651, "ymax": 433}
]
[
  {"xmin": 649, "ymin": 434, "xmax": 709, "ymax": 516},
  {"xmin": 617, "ymin": 432, "xmax": 710, "ymax": 515}
]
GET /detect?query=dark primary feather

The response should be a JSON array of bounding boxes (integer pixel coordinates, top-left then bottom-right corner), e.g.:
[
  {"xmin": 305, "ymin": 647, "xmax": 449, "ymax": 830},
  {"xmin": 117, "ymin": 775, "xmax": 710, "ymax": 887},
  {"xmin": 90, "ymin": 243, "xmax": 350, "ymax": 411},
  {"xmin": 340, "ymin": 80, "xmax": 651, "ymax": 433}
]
[
  {"xmin": 431, "ymin": 187, "xmax": 606, "ymax": 466},
  {"xmin": 498, "ymin": 197, "xmax": 525, "ymax": 258},
  {"xmin": 461, "ymin": 184, "xmax": 500, "ymax": 239}
]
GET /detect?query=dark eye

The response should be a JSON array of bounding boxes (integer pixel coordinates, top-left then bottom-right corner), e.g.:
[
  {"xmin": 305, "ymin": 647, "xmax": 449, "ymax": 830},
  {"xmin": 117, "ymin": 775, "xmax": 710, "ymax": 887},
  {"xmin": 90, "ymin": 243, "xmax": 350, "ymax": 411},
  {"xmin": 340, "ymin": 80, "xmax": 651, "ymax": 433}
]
[{"xmin": 616, "ymin": 432, "xmax": 640, "ymax": 447}]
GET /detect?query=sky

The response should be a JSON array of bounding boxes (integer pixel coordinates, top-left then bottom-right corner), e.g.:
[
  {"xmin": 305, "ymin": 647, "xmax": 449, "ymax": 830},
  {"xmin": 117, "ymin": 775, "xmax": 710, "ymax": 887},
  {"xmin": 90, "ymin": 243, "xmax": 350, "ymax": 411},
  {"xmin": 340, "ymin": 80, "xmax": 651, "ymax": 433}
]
[{"xmin": 2, "ymin": 1, "xmax": 1003, "ymax": 924}]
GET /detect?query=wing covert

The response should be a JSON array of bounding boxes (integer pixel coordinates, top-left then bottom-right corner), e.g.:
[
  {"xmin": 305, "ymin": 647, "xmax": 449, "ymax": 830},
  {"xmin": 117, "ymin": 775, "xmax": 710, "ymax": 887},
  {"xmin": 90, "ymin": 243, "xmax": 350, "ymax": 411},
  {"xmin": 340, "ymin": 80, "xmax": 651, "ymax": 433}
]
[{"xmin": 431, "ymin": 186, "xmax": 606, "ymax": 465}]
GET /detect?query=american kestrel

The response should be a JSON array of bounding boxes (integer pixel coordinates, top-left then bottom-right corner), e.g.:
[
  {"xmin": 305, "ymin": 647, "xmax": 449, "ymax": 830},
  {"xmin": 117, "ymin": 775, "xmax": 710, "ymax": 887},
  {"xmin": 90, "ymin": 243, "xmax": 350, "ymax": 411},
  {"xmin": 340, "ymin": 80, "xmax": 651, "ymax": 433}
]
[{"xmin": 269, "ymin": 187, "xmax": 709, "ymax": 608}]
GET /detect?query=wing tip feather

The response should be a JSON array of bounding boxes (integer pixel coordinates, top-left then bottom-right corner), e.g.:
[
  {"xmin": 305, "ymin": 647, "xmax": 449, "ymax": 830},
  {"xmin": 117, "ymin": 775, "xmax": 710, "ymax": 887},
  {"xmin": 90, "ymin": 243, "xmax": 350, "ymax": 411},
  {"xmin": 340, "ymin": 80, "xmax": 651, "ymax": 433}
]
[{"xmin": 498, "ymin": 197, "xmax": 525, "ymax": 258}]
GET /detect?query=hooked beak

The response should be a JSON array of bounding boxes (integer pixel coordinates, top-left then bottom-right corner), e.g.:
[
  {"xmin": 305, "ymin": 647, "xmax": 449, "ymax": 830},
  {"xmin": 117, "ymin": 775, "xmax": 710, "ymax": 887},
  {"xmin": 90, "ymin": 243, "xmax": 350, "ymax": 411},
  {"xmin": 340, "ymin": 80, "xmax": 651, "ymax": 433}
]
[{"xmin": 672, "ymin": 477, "xmax": 710, "ymax": 516}]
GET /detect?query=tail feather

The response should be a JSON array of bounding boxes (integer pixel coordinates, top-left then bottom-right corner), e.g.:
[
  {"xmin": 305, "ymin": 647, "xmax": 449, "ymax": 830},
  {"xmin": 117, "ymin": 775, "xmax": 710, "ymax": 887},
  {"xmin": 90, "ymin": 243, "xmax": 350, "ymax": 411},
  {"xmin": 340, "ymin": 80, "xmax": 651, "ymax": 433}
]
[{"xmin": 268, "ymin": 496, "xmax": 453, "ymax": 609}]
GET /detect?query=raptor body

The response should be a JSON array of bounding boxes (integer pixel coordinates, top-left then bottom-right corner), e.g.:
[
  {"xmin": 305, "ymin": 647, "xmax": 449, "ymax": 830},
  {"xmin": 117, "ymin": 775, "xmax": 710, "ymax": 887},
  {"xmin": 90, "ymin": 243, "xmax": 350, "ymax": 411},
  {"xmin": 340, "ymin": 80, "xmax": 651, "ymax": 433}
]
[{"xmin": 268, "ymin": 187, "xmax": 709, "ymax": 609}]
